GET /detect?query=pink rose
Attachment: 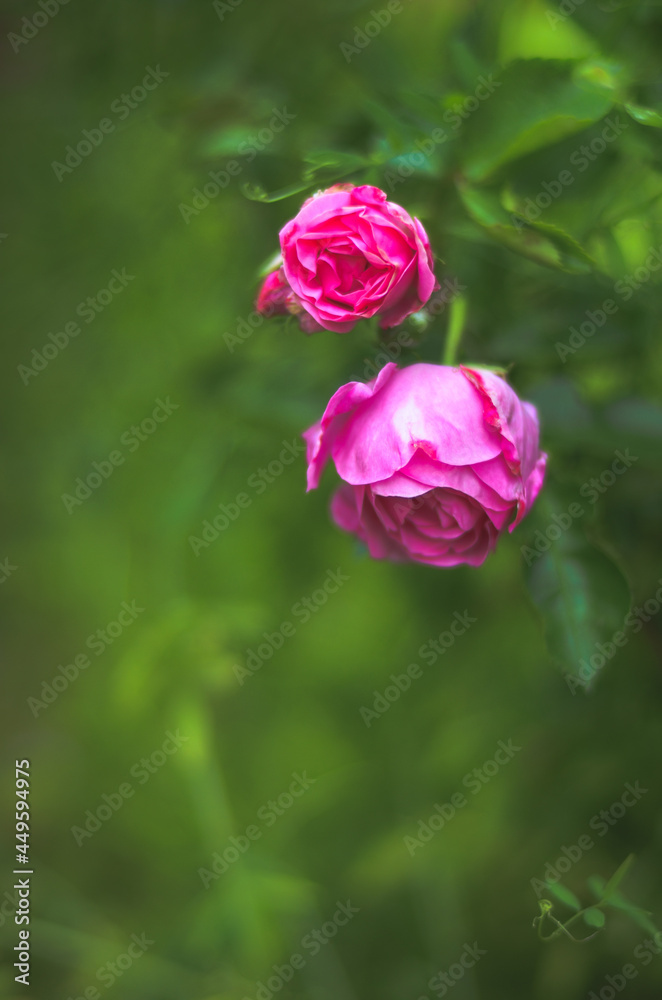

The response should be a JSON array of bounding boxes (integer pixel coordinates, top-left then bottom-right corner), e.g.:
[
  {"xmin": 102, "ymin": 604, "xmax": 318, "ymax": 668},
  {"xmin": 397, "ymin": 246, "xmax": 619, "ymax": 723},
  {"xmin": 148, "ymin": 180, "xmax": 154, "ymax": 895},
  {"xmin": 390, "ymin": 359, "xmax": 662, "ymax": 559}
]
[
  {"xmin": 303, "ymin": 363, "xmax": 547, "ymax": 568},
  {"xmin": 278, "ymin": 184, "xmax": 438, "ymax": 333}
]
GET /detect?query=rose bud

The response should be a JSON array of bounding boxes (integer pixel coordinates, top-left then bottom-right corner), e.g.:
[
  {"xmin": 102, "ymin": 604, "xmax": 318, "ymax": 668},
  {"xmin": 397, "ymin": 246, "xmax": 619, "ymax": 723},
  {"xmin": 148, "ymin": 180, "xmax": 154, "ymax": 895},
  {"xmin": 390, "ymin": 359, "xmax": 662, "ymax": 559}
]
[
  {"xmin": 279, "ymin": 184, "xmax": 439, "ymax": 333},
  {"xmin": 255, "ymin": 266, "xmax": 323, "ymax": 334},
  {"xmin": 303, "ymin": 362, "xmax": 547, "ymax": 568},
  {"xmin": 255, "ymin": 267, "xmax": 290, "ymax": 316}
]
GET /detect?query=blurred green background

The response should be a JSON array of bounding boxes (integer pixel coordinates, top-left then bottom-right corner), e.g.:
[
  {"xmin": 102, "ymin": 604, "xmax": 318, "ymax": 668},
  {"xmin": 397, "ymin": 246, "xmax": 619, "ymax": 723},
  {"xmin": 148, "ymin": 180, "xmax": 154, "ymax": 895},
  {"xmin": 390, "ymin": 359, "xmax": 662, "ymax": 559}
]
[{"xmin": 2, "ymin": 0, "xmax": 662, "ymax": 998}]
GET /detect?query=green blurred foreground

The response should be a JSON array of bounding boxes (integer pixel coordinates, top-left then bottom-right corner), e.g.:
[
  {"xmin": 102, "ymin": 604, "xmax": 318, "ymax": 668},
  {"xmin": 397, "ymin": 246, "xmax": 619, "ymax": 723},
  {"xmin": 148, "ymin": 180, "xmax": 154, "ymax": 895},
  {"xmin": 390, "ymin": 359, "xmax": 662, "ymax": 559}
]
[{"xmin": 1, "ymin": 1, "xmax": 662, "ymax": 998}]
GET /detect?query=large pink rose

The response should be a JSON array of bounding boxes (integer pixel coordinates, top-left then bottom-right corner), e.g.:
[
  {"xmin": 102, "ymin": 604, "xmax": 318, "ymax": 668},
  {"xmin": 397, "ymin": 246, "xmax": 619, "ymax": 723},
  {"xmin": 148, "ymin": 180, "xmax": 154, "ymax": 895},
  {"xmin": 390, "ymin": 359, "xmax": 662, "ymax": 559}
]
[
  {"xmin": 278, "ymin": 184, "xmax": 438, "ymax": 333},
  {"xmin": 303, "ymin": 363, "xmax": 547, "ymax": 568}
]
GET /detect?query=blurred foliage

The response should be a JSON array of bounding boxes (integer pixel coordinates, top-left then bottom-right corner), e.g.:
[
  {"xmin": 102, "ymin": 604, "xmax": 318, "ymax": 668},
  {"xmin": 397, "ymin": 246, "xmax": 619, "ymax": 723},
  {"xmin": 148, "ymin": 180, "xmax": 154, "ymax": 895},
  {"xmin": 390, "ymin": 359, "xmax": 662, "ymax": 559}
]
[
  {"xmin": 535, "ymin": 855, "xmax": 660, "ymax": 943},
  {"xmin": 1, "ymin": 1, "xmax": 662, "ymax": 998}
]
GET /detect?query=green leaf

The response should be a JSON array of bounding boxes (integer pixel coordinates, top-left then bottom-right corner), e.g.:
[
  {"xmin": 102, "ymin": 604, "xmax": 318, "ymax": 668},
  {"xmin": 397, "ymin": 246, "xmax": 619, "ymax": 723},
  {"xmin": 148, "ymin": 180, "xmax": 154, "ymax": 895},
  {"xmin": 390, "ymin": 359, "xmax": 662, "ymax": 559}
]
[
  {"xmin": 627, "ymin": 908, "xmax": 659, "ymax": 937},
  {"xmin": 461, "ymin": 60, "xmax": 614, "ymax": 181},
  {"xmin": 606, "ymin": 901, "xmax": 659, "ymax": 937},
  {"xmin": 595, "ymin": 866, "xmax": 656, "ymax": 934},
  {"xmin": 450, "ymin": 38, "xmax": 490, "ymax": 90},
  {"xmin": 242, "ymin": 149, "xmax": 378, "ymax": 204},
  {"xmin": 588, "ymin": 875, "xmax": 607, "ymax": 900},
  {"xmin": 457, "ymin": 180, "xmax": 594, "ymax": 273},
  {"xmin": 547, "ymin": 882, "xmax": 581, "ymax": 911},
  {"xmin": 195, "ymin": 125, "xmax": 259, "ymax": 159},
  {"xmin": 602, "ymin": 854, "xmax": 635, "ymax": 900},
  {"xmin": 624, "ymin": 103, "xmax": 662, "ymax": 128},
  {"xmin": 574, "ymin": 59, "xmax": 628, "ymax": 100},
  {"xmin": 241, "ymin": 179, "xmax": 315, "ymax": 203},
  {"xmin": 363, "ymin": 100, "xmax": 417, "ymax": 154},
  {"xmin": 524, "ymin": 219, "xmax": 596, "ymax": 271},
  {"xmin": 387, "ymin": 151, "xmax": 440, "ymax": 180},
  {"xmin": 524, "ymin": 514, "xmax": 632, "ymax": 687},
  {"xmin": 256, "ymin": 250, "xmax": 282, "ymax": 280},
  {"xmin": 583, "ymin": 907, "xmax": 606, "ymax": 928},
  {"xmin": 398, "ymin": 90, "xmax": 444, "ymax": 123},
  {"xmin": 499, "ymin": 0, "xmax": 598, "ymax": 64},
  {"xmin": 303, "ymin": 150, "xmax": 371, "ymax": 172},
  {"xmin": 588, "ymin": 161, "xmax": 662, "ymax": 231}
]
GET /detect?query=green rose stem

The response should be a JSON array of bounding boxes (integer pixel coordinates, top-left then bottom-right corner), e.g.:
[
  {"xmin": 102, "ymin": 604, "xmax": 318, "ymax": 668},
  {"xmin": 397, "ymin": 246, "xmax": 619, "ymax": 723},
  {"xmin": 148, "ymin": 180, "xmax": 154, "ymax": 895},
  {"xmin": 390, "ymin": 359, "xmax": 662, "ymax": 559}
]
[{"xmin": 442, "ymin": 295, "xmax": 467, "ymax": 366}]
